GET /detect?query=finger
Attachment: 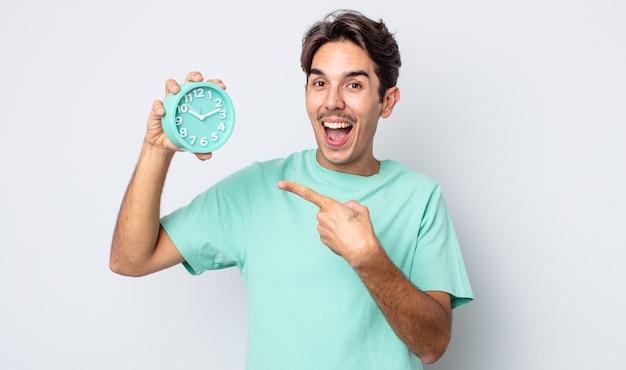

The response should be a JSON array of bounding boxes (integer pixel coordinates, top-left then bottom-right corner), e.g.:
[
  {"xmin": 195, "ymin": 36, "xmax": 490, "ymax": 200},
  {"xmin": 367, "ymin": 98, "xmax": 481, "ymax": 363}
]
[
  {"xmin": 207, "ymin": 78, "xmax": 227, "ymax": 90},
  {"xmin": 165, "ymin": 78, "xmax": 181, "ymax": 96},
  {"xmin": 150, "ymin": 100, "xmax": 165, "ymax": 119},
  {"xmin": 277, "ymin": 181, "xmax": 329, "ymax": 208},
  {"xmin": 342, "ymin": 200, "xmax": 362, "ymax": 211},
  {"xmin": 185, "ymin": 71, "xmax": 204, "ymax": 83},
  {"xmin": 194, "ymin": 152, "xmax": 213, "ymax": 161},
  {"xmin": 164, "ymin": 72, "xmax": 204, "ymax": 97}
]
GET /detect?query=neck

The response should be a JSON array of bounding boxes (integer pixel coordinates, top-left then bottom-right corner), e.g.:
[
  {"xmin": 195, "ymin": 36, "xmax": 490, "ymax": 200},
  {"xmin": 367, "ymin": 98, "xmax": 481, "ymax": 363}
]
[{"xmin": 315, "ymin": 150, "xmax": 380, "ymax": 176}]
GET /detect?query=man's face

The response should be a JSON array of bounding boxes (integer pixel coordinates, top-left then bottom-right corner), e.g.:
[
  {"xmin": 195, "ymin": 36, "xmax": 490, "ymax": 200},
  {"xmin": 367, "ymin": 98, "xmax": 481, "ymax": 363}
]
[{"xmin": 305, "ymin": 41, "xmax": 398, "ymax": 176}]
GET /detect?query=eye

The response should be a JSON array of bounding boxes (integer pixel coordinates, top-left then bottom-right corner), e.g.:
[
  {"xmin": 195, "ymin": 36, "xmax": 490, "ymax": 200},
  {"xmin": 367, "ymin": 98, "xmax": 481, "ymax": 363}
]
[
  {"xmin": 347, "ymin": 82, "xmax": 362, "ymax": 89},
  {"xmin": 312, "ymin": 80, "xmax": 326, "ymax": 87}
]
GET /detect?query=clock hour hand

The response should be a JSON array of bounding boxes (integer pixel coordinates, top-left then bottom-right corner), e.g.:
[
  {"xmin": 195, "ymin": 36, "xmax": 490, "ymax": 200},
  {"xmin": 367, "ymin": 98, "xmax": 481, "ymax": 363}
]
[
  {"xmin": 200, "ymin": 107, "xmax": 222, "ymax": 120},
  {"xmin": 186, "ymin": 105, "xmax": 205, "ymax": 120}
]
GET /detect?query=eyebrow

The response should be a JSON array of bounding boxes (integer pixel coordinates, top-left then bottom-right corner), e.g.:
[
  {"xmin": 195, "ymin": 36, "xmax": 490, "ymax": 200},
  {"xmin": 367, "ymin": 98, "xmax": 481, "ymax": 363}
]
[{"xmin": 309, "ymin": 68, "xmax": 370, "ymax": 79}]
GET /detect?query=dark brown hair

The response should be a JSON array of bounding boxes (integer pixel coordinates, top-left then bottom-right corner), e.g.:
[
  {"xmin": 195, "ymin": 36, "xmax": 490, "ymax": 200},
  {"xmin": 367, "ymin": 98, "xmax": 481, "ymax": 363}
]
[{"xmin": 300, "ymin": 9, "xmax": 401, "ymax": 101}]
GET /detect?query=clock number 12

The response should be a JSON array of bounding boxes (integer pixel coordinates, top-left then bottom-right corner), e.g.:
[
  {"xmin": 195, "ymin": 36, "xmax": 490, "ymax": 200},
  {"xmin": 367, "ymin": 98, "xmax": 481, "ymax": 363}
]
[{"xmin": 184, "ymin": 88, "xmax": 206, "ymax": 103}]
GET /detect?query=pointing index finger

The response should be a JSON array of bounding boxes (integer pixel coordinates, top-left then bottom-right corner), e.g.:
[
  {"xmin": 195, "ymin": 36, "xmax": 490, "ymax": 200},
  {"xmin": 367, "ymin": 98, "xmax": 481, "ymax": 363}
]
[{"xmin": 278, "ymin": 181, "xmax": 328, "ymax": 208}]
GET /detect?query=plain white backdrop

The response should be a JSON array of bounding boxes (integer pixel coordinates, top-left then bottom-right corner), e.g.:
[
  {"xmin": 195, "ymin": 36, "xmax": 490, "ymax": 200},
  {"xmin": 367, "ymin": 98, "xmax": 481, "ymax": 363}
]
[{"xmin": 1, "ymin": 0, "xmax": 624, "ymax": 369}]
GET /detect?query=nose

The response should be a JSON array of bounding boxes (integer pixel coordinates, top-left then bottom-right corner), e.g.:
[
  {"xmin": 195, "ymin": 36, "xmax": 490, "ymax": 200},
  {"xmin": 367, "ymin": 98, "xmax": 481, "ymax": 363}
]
[{"xmin": 324, "ymin": 85, "xmax": 345, "ymax": 110}]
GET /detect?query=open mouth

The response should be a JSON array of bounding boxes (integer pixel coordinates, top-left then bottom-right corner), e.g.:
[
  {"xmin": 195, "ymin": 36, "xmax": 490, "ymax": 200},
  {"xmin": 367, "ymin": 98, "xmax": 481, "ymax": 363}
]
[{"xmin": 323, "ymin": 121, "xmax": 353, "ymax": 146}]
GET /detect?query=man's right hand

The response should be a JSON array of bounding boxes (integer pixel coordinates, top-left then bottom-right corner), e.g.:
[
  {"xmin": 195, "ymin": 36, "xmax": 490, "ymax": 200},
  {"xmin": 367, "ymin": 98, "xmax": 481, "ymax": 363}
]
[{"xmin": 144, "ymin": 71, "xmax": 228, "ymax": 161}]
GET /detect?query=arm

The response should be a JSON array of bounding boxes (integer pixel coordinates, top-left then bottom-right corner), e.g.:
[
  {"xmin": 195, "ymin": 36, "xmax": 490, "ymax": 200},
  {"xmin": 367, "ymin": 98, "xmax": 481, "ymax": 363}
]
[
  {"xmin": 109, "ymin": 140, "xmax": 183, "ymax": 277},
  {"xmin": 110, "ymin": 72, "xmax": 218, "ymax": 277},
  {"xmin": 278, "ymin": 181, "xmax": 451, "ymax": 364},
  {"xmin": 352, "ymin": 244, "xmax": 451, "ymax": 364}
]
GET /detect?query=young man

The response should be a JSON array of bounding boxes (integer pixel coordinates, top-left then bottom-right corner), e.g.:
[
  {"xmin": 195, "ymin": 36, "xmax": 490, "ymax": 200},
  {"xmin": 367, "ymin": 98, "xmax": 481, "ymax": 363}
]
[{"xmin": 111, "ymin": 10, "xmax": 473, "ymax": 369}]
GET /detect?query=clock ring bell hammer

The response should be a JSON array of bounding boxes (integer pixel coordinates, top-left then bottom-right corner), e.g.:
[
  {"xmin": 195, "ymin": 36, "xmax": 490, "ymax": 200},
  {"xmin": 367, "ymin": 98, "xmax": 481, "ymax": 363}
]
[{"xmin": 162, "ymin": 81, "xmax": 236, "ymax": 153}]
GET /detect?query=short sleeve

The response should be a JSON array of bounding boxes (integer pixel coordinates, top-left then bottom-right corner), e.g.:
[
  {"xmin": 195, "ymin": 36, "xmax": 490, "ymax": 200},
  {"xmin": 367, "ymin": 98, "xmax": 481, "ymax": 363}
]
[
  {"xmin": 160, "ymin": 167, "xmax": 258, "ymax": 275},
  {"xmin": 411, "ymin": 185, "xmax": 474, "ymax": 309}
]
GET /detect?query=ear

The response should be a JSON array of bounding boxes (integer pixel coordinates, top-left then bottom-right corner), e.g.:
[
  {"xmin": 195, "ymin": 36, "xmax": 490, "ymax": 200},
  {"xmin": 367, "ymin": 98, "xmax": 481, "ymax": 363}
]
[{"xmin": 380, "ymin": 86, "xmax": 400, "ymax": 118}]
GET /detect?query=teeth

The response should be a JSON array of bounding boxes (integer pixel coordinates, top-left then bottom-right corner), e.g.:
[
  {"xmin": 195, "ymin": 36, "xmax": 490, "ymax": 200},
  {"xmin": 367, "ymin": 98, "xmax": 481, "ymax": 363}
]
[{"xmin": 323, "ymin": 122, "xmax": 352, "ymax": 129}]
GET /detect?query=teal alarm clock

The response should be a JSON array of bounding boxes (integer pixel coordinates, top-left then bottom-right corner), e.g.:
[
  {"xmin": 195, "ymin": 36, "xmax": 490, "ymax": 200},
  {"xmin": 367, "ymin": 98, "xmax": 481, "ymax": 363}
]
[{"xmin": 162, "ymin": 81, "xmax": 236, "ymax": 153}]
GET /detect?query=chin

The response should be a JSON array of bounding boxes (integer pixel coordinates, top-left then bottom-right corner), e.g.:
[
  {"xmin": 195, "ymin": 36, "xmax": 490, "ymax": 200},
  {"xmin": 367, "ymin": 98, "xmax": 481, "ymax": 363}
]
[{"xmin": 318, "ymin": 147, "xmax": 353, "ymax": 167}]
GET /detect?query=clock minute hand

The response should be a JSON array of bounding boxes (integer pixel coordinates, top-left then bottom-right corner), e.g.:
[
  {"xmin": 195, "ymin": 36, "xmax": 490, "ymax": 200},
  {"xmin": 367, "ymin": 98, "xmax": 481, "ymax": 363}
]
[{"xmin": 200, "ymin": 107, "xmax": 222, "ymax": 120}]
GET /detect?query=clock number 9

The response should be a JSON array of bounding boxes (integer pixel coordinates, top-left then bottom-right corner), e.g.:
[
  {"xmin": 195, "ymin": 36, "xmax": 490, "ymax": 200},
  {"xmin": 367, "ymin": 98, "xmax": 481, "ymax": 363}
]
[{"xmin": 175, "ymin": 117, "xmax": 183, "ymax": 125}]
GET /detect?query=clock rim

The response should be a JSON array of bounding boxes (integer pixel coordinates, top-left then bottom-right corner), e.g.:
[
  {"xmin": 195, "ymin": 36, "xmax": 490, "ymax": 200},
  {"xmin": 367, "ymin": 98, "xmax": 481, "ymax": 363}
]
[{"xmin": 162, "ymin": 81, "xmax": 236, "ymax": 153}]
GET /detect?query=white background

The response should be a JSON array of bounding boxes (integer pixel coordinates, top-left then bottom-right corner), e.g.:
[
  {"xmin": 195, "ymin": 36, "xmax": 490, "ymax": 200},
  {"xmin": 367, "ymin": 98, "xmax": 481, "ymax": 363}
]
[{"xmin": 1, "ymin": 0, "xmax": 624, "ymax": 369}]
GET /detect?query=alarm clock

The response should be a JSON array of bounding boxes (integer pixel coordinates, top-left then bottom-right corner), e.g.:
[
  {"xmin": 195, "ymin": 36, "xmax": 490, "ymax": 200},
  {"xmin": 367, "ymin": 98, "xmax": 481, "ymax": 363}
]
[{"xmin": 162, "ymin": 81, "xmax": 236, "ymax": 153}]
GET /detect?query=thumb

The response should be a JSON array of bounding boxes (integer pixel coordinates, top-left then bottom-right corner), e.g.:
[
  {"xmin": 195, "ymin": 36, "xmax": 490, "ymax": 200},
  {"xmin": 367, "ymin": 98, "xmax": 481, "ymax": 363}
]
[
  {"xmin": 343, "ymin": 200, "xmax": 362, "ymax": 211},
  {"xmin": 148, "ymin": 100, "xmax": 166, "ymax": 128}
]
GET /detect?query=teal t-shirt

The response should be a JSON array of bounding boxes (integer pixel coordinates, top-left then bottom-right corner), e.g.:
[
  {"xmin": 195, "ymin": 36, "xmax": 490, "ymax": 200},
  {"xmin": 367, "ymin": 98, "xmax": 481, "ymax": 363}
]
[{"xmin": 161, "ymin": 149, "xmax": 473, "ymax": 369}]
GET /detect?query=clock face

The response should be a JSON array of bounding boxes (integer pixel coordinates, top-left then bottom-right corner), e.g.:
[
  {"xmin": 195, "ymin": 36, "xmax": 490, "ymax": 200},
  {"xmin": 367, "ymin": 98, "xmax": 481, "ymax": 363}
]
[{"xmin": 162, "ymin": 82, "xmax": 236, "ymax": 153}]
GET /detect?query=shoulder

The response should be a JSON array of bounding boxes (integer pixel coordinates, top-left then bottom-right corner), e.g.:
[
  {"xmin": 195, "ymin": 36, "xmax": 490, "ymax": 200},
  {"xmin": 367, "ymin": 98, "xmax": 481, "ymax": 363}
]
[
  {"xmin": 251, "ymin": 150, "xmax": 313, "ymax": 169},
  {"xmin": 381, "ymin": 159, "xmax": 441, "ymax": 191},
  {"xmin": 217, "ymin": 150, "xmax": 313, "ymax": 187}
]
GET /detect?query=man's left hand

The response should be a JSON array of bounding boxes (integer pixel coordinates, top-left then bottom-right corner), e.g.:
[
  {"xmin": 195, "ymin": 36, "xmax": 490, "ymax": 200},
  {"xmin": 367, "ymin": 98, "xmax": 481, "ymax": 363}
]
[{"xmin": 278, "ymin": 180, "xmax": 381, "ymax": 265}]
